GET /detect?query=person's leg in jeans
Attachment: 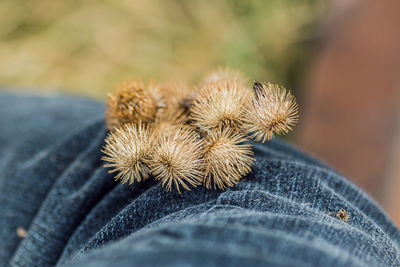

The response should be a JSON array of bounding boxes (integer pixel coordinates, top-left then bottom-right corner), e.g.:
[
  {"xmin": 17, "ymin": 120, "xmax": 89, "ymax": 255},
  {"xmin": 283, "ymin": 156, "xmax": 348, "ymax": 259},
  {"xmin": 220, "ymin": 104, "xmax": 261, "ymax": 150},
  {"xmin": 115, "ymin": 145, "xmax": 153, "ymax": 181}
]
[{"xmin": 0, "ymin": 92, "xmax": 399, "ymax": 267}]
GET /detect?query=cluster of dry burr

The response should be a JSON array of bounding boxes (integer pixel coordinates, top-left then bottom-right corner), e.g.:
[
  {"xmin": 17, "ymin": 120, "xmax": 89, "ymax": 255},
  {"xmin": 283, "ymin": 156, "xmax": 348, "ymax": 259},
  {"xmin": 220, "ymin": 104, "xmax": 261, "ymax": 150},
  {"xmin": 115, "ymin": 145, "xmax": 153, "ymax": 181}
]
[{"xmin": 102, "ymin": 68, "xmax": 298, "ymax": 193}]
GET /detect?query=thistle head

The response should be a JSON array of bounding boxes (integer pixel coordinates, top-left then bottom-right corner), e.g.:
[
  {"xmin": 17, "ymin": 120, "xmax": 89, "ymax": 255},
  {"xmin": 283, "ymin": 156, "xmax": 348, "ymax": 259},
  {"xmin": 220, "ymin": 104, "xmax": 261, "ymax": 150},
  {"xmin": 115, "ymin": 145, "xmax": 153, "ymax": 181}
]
[
  {"xmin": 203, "ymin": 128, "xmax": 254, "ymax": 190},
  {"xmin": 102, "ymin": 123, "xmax": 154, "ymax": 184},
  {"xmin": 105, "ymin": 79, "xmax": 158, "ymax": 130},
  {"xmin": 149, "ymin": 127, "xmax": 204, "ymax": 193},
  {"xmin": 244, "ymin": 82, "xmax": 299, "ymax": 142},
  {"xmin": 189, "ymin": 81, "xmax": 251, "ymax": 133}
]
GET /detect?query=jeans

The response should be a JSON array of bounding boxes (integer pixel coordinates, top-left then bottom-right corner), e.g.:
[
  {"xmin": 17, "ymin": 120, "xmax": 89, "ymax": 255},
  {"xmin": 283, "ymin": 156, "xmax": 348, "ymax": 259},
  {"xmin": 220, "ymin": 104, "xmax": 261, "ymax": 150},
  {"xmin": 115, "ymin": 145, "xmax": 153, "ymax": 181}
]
[{"xmin": 0, "ymin": 92, "xmax": 399, "ymax": 267}]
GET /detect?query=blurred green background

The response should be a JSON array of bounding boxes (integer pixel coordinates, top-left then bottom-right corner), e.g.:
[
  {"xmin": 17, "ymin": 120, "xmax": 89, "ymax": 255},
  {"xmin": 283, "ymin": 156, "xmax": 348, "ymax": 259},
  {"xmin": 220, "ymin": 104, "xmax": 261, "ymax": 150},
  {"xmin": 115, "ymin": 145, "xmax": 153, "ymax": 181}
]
[{"xmin": 0, "ymin": 0, "xmax": 325, "ymax": 99}]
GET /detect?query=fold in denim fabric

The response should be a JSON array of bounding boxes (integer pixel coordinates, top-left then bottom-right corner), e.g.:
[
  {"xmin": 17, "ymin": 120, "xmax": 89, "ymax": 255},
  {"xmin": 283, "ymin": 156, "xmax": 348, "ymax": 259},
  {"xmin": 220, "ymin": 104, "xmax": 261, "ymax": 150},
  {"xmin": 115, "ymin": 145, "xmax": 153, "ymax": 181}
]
[{"xmin": 0, "ymin": 92, "xmax": 399, "ymax": 267}]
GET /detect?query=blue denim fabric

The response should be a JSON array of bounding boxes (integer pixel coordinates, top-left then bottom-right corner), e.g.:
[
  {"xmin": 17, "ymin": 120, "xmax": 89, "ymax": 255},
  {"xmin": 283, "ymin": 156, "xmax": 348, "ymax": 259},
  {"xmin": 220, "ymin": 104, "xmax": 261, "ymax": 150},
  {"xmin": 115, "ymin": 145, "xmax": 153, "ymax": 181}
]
[{"xmin": 0, "ymin": 92, "xmax": 399, "ymax": 267}]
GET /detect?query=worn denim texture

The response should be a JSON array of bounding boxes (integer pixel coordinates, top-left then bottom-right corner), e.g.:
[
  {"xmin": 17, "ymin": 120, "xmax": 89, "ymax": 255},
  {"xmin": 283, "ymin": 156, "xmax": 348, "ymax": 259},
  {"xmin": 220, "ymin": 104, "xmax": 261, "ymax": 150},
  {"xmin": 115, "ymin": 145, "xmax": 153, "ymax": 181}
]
[{"xmin": 0, "ymin": 92, "xmax": 399, "ymax": 267}]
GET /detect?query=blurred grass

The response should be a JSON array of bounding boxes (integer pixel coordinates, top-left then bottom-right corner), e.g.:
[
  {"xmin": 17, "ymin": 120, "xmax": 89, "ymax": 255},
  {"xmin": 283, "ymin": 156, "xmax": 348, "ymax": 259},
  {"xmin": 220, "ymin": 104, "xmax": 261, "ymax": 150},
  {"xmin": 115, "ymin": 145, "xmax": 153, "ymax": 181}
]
[{"xmin": 0, "ymin": 0, "xmax": 325, "ymax": 99}]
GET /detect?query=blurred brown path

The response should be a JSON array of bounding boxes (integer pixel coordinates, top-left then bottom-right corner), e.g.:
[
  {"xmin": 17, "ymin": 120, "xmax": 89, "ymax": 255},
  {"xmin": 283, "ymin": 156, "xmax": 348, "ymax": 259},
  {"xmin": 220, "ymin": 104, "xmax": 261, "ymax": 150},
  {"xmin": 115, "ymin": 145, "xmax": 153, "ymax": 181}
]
[{"xmin": 297, "ymin": 0, "xmax": 400, "ymax": 225}]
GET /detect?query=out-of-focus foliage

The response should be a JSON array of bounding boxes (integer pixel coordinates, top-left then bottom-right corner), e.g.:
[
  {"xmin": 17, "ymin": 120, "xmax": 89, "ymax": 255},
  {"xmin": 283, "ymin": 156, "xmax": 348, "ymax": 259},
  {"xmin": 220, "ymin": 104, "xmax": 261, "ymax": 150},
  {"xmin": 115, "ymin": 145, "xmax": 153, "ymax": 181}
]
[{"xmin": 0, "ymin": 0, "xmax": 325, "ymax": 98}]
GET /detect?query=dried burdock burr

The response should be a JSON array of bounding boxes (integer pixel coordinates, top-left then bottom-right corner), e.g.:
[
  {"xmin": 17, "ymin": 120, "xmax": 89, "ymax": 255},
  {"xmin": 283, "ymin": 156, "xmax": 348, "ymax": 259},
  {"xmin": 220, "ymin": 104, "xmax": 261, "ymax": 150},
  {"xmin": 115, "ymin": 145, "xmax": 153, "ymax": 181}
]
[
  {"xmin": 203, "ymin": 67, "xmax": 248, "ymax": 87},
  {"xmin": 243, "ymin": 82, "xmax": 299, "ymax": 142},
  {"xmin": 101, "ymin": 69, "xmax": 299, "ymax": 194},
  {"xmin": 203, "ymin": 128, "xmax": 254, "ymax": 190},
  {"xmin": 152, "ymin": 87, "xmax": 196, "ymax": 138},
  {"xmin": 102, "ymin": 123, "xmax": 154, "ymax": 185},
  {"xmin": 190, "ymin": 81, "xmax": 251, "ymax": 133},
  {"xmin": 158, "ymin": 82, "xmax": 196, "ymax": 118},
  {"xmin": 149, "ymin": 127, "xmax": 204, "ymax": 193},
  {"xmin": 105, "ymin": 79, "xmax": 158, "ymax": 130},
  {"xmin": 147, "ymin": 81, "xmax": 167, "ymax": 112},
  {"xmin": 152, "ymin": 112, "xmax": 196, "ymax": 141}
]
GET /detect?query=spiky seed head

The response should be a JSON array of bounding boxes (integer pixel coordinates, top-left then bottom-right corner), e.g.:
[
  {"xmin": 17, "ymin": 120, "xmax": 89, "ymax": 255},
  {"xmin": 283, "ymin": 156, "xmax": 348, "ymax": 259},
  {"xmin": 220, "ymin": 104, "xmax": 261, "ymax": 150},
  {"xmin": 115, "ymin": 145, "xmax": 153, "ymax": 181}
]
[
  {"xmin": 203, "ymin": 128, "xmax": 254, "ymax": 190},
  {"xmin": 105, "ymin": 79, "xmax": 158, "ymax": 130},
  {"xmin": 147, "ymin": 81, "xmax": 167, "ymax": 111},
  {"xmin": 149, "ymin": 127, "xmax": 204, "ymax": 193},
  {"xmin": 152, "ymin": 83, "xmax": 197, "ymax": 138},
  {"xmin": 152, "ymin": 114, "xmax": 197, "ymax": 140},
  {"xmin": 102, "ymin": 123, "xmax": 154, "ymax": 185},
  {"xmin": 244, "ymin": 82, "xmax": 299, "ymax": 142},
  {"xmin": 189, "ymin": 81, "xmax": 251, "ymax": 133},
  {"xmin": 155, "ymin": 82, "xmax": 196, "ymax": 124},
  {"xmin": 203, "ymin": 67, "xmax": 248, "ymax": 87}
]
